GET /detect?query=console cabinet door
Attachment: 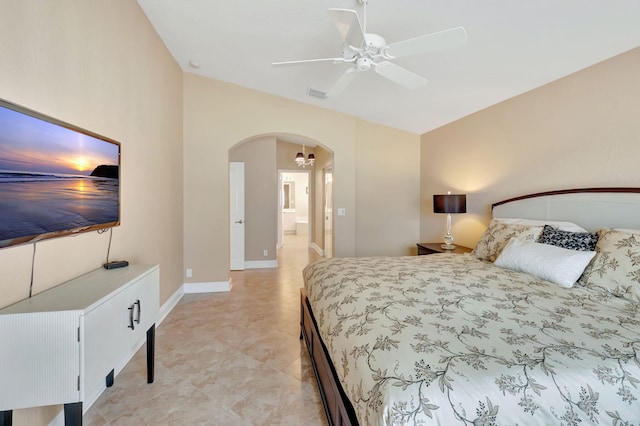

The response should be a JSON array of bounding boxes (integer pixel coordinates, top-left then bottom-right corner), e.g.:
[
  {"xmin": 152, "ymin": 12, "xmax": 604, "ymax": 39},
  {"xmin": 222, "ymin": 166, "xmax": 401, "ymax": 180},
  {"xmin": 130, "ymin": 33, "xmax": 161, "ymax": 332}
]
[
  {"xmin": 81, "ymin": 267, "xmax": 159, "ymax": 402},
  {"xmin": 82, "ymin": 287, "xmax": 132, "ymax": 401},
  {"xmin": 122, "ymin": 268, "xmax": 159, "ymax": 353},
  {"xmin": 0, "ymin": 311, "xmax": 80, "ymax": 410}
]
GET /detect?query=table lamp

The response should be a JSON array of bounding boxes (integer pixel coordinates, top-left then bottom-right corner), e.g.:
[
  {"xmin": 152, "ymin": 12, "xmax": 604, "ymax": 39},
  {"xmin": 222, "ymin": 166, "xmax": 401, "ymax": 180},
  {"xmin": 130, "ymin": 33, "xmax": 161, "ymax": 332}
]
[{"xmin": 433, "ymin": 192, "xmax": 467, "ymax": 249}]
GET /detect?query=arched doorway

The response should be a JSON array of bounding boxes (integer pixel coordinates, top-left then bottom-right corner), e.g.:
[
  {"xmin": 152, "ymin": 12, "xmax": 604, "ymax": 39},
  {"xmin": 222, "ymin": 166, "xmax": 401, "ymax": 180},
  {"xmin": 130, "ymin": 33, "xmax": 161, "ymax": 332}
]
[{"xmin": 228, "ymin": 134, "xmax": 333, "ymax": 270}]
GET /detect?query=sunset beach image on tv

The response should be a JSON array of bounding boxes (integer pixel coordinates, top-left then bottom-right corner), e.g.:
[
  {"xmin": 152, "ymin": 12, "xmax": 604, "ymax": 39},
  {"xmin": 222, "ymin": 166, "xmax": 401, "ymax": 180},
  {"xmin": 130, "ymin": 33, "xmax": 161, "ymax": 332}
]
[{"xmin": 0, "ymin": 99, "xmax": 120, "ymax": 248}]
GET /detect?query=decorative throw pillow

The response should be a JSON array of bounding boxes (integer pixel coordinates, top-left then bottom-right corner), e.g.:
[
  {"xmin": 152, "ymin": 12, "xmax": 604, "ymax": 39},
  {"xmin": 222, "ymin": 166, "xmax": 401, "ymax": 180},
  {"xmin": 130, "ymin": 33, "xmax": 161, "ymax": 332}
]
[
  {"xmin": 579, "ymin": 229, "xmax": 640, "ymax": 301},
  {"xmin": 494, "ymin": 238, "xmax": 596, "ymax": 288},
  {"xmin": 471, "ymin": 219, "xmax": 543, "ymax": 262},
  {"xmin": 538, "ymin": 225, "xmax": 599, "ymax": 251}
]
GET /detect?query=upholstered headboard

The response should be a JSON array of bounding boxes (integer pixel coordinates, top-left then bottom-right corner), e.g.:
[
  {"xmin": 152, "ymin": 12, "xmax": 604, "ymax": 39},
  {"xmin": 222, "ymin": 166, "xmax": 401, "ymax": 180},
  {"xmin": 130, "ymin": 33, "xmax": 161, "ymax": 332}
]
[{"xmin": 492, "ymin": 188, "xmax": 640, "ymax": 232}]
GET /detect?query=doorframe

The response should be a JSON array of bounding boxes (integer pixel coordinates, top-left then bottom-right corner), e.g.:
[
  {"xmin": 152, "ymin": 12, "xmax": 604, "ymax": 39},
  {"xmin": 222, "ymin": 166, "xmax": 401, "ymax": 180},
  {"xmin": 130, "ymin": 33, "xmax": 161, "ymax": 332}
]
[{"xmin": 322, "ymin": 166, "xmax": 333, "ymax": 258}]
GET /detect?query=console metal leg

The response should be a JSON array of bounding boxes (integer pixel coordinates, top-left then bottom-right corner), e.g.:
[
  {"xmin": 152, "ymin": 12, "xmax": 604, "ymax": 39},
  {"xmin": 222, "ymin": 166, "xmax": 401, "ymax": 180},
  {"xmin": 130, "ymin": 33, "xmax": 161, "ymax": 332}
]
[
  {"xmin": 146, "ymin": 323, "xmax": 155, "ymax": 384},
  {"xmin": 0, "ymin": 410, "xmax": 12, "ymax": 426},
  {"xmin": 63, "ymin": 402, "xmax": 82, "ymax": 426},
  {"xmin": 106, "ymin": 369, "xmax": 115, "ymax": 387}
]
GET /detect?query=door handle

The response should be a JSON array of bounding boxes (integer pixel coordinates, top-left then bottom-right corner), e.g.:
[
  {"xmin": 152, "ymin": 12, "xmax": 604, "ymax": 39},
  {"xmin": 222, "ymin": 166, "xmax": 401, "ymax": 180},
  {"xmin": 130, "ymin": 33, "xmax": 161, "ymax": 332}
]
[
  {"xmin": 134, "ymin": 299, "xmax": 141, "ymax": 324},
  {"xmin": 235, "ymin": 220, "xmax": 244, "ymax": 224},
  {"xmin": 128, "ymin": 304, "xmax": 135, "ymax": 330}
]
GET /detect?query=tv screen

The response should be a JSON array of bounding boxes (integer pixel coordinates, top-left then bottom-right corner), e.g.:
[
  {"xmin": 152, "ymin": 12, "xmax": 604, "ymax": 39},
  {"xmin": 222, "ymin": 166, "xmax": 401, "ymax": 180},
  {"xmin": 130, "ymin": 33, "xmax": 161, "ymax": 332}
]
[{"xmin": 0, "ymin": 98, "xmax": 120, "ymax": 249}]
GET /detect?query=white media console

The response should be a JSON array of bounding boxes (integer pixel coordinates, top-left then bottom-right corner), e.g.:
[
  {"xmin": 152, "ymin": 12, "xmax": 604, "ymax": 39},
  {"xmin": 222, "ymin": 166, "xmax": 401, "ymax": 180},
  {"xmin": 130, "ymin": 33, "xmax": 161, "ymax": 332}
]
[{"xmin": 0, "ymin": 264, "xmax": 159, "ymax": 426}]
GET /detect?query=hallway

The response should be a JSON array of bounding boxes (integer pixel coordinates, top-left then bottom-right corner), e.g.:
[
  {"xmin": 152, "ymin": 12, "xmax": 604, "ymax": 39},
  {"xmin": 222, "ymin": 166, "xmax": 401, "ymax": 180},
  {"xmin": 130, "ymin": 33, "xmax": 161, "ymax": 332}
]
[{"xmin": 85, "ymin": 234, "xmax": 326, "ymax": 425}]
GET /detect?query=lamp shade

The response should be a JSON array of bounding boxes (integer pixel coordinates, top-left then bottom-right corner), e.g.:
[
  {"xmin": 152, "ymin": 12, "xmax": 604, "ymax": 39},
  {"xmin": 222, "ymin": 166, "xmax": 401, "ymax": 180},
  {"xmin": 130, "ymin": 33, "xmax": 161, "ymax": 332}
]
[{"xmin": 433, "ymin": 194, "xmax": 467, "ymax": 214}]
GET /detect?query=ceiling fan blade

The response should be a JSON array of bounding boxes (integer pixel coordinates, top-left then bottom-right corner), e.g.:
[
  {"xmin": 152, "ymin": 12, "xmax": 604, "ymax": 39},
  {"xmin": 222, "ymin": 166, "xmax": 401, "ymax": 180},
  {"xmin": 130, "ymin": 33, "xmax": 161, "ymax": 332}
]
[
  {"xmin": 386, "ymin": 26, "xmax": 467, "ymax": 58},
  {"xmin": 374, "ymin": 61, "xmax": 427, "ymax": 90},
  {"xmin": 328, "ymin": 8, "xmax": 365, "ymax": 49},
  {"xmin": 325, "ymin": 68, "xmax": 359, "ymax": 97},
  {"xmin": 272, "ymin": 57, "xmax": 347, "ymax": 66}
]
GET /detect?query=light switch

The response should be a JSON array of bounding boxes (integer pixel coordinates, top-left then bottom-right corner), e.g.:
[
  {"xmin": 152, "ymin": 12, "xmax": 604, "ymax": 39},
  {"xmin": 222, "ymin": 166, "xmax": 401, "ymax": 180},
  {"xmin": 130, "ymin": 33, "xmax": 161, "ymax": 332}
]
[{"xmin": 338, "ymin": 208, "xmax": 346, "ymax": 216}]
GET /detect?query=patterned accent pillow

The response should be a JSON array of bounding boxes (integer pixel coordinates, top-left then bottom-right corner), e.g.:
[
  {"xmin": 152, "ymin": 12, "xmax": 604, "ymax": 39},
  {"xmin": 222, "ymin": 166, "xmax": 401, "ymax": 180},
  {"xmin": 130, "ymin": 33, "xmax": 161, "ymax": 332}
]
[
  {"xmin": 579, "ymin": 228, "xmax": 640, "ymax": 301},
  {"xmin": 538, "ymin": 224, "xmax": 599, "ymax": 251},
  {"xmin": 472, "ymin": 219, "xmax": 543, "ymax": 262}
]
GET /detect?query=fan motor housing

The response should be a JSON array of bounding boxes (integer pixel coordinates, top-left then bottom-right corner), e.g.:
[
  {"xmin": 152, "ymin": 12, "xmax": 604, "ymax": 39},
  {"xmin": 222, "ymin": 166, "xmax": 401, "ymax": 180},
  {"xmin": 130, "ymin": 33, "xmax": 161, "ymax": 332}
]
[
  {"xmin": 364, "ymin": 33, "xmax": 386, "ymax": 53},
  {"xmin": 356, "ymin": 57, "xmax": 371, "ymax": 71}
]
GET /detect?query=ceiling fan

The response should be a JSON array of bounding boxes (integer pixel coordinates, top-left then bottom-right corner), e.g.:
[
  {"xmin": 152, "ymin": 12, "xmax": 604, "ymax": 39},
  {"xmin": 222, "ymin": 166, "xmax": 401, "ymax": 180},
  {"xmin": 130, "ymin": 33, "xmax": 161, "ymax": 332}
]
[{"xmin": 272, "ymin": 0, "xmax": 467, "ymax": 98}]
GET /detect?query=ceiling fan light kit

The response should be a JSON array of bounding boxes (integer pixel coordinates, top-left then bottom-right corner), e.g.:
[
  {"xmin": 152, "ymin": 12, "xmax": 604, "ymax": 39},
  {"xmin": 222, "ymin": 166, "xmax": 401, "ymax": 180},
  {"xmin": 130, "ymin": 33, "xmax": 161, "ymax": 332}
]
[{"xmin": 272, "ymin": 0, "xmax": 467, "ymax": 97}]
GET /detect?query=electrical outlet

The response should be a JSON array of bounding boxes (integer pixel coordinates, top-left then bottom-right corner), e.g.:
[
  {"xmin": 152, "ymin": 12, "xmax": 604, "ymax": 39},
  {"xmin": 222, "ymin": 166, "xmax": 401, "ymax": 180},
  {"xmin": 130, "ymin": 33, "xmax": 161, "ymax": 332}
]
[
  {"xmin": 263, "ymin": 250, "xmax": 268, "ymax": 257},
  {"xmin": 186, "ymin": 268, "xmax": 192, "ymax": 278}
]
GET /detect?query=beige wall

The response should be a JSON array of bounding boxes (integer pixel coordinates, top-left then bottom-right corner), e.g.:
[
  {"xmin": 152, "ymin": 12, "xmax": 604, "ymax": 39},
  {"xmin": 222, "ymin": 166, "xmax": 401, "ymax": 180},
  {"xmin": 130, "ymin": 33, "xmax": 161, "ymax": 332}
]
[
  {"xmin": 355, "ymin": 120, "xmax": 421, "ymax": 256},
  {"xmin": 421, "ymin": 47, "xmax": 640, "ymax": 249},
  {"xmin": 183, "ymin": 73, "xmax": 421, "ymax": 284},
  {"xmin": 229, "ymin": 136, "xmax": 277, "ymax": 262},
  {"xmin": 0, "ymin": 1, "xmax": 183, "ymax": 424}
]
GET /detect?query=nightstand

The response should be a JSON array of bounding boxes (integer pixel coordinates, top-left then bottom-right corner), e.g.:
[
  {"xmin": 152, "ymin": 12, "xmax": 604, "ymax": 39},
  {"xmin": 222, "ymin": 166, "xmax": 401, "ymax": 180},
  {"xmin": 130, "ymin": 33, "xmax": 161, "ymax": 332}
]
[{"xmin": 417, "ymin": 242, "xmax": 472, "ymax": 255}]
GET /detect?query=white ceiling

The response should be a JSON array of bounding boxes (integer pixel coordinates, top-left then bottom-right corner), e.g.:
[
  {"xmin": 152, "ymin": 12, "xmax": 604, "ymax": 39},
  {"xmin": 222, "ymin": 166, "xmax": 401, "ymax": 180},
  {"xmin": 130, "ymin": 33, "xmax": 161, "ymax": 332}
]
[{"xmin": 137, "ymin": 0, "xmax": 640, "ymax": 135}]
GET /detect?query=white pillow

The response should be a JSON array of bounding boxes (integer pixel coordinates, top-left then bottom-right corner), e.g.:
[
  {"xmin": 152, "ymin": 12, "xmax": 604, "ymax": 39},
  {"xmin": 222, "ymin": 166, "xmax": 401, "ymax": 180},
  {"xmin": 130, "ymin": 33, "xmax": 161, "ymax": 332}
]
[
  {"xmin": 495, "ymin": 218, "xmax": 587, "ymax": 232},
  {"xmin": 494, "ymin": 238, "xmax": 596, "ymax": 288}
]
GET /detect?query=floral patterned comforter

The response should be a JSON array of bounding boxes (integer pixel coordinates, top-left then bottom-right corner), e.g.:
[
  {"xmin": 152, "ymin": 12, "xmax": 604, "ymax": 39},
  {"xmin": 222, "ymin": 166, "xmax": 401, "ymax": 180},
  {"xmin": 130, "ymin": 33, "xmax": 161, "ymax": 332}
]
[{"xmin": 303, "ymin": 254, "xmax": 640, "ymax": 425}]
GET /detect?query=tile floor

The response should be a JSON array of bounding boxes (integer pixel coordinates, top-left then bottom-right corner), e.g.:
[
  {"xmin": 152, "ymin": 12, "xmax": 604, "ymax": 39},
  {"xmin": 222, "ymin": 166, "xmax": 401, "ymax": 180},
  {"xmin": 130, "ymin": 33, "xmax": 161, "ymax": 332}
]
[{"xmin": 85, "ymin": 234, "xmax": 327, "ymax": 425}]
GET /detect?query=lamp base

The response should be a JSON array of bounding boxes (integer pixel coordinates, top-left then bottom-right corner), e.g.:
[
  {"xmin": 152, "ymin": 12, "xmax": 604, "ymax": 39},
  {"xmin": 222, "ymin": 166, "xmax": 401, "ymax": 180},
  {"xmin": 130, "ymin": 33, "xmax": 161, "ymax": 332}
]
[{"xmin": 441, "ymin": 243, "xmax": 457, "ymax": 250}]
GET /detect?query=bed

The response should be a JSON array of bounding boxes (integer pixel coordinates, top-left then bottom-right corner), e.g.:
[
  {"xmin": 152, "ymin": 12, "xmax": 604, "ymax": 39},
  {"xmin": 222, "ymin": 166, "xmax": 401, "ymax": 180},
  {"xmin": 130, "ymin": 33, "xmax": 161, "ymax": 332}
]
[{"xmin": 300, "ymin": 188, "xmax": 640, "ymax": 425}]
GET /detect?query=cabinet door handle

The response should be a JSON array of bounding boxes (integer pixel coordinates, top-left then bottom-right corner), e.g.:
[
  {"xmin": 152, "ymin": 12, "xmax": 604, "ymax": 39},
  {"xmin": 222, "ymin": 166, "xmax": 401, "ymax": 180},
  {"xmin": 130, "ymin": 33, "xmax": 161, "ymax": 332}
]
[
  {"xmin": 135, "ymin": 299, "xmax": 141, "ymax": 324},
  {"xmin": 128, "ymin": 304, "xmax": 135, "ymax": 330}
]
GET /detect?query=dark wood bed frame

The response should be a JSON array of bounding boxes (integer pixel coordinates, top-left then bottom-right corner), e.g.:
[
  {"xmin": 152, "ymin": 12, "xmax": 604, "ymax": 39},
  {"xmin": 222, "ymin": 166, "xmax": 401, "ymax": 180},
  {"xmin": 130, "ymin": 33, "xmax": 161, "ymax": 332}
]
[
  {"xmin": 300, "ymin": 187, "xmax": 640, "ymax": 426},
  {"xmin": 300, "ymin": 289, "xmax": 358, "ymax": 426}
]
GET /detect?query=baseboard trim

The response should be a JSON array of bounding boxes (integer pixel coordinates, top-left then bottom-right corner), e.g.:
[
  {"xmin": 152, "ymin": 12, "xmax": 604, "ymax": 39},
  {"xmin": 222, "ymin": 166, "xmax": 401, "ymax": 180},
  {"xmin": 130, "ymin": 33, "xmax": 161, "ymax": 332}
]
[
  {"xmin": 184, "ymin": 280, "xmax": 232, "ymax": 293},
  {"xmin": 48, "ymin": 277, "xmax": 233, "ymax": 426},
  {"xmin": 310, "ymin": 242, "xmax": 325, "ymax": 256},
  {"xmin": 157, "ymin": 285, "xmax": 184, "ymax": 325},
  {"xmin": 244, "ymin": 260, "xmax": 278, "ymax": 269}
]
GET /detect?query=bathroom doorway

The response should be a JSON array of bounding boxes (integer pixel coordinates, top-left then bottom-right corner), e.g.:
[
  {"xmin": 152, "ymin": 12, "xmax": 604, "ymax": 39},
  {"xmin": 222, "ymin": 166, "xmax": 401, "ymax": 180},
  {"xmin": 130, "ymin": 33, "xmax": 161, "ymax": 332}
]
[{"xmin": 278, "ymin": 170, "xmax": 311, "ymax": 249}]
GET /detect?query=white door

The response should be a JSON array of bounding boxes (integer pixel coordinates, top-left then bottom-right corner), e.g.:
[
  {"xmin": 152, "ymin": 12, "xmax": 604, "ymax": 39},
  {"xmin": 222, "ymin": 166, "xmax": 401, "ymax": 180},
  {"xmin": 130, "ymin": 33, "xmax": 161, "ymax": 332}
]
[
  {"xmin": 323, "ymin": 167, "xmax": 333, "ymax": 258},
  {"xmin": 277, "ymin": 171, "xmax": 283, "ymax": 249},
  {"xmin": 230, "ymin": 162, "xmax": 245, "ymax": 270}
]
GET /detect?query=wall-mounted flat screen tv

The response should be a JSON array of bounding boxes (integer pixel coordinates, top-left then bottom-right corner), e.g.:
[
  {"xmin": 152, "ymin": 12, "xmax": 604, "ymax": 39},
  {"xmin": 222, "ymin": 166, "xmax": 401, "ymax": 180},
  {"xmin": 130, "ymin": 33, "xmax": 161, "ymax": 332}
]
[{"xmin": 0, "ymin": 98, "xmax": 120, "ymax": 249}]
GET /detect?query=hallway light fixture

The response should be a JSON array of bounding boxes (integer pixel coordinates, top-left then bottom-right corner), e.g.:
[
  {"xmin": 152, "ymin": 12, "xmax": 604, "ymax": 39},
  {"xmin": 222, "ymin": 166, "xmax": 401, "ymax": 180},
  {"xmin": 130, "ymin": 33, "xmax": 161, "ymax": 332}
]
[{"xmin": 295, "ymin": 145, "xmax": 315, "ymax": 168}]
